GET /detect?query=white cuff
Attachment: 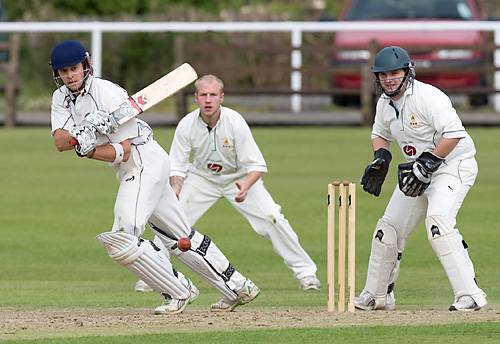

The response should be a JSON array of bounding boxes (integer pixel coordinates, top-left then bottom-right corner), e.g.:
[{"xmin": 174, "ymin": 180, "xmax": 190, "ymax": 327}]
[{"xmin": 111, "ymin": 143, "xmax": 124, "ymax": 164}]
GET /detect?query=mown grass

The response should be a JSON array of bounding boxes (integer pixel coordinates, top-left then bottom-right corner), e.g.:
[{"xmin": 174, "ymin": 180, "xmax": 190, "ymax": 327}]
[{"xmin": 0, "ymin": 127, "xmax": 498, "ymax": 343}]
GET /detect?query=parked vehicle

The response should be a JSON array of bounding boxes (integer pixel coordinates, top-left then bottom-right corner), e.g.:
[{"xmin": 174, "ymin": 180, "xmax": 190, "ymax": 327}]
[{"xmin": 332, "ymin": 0, "xmax": 489, "ymax": 107}]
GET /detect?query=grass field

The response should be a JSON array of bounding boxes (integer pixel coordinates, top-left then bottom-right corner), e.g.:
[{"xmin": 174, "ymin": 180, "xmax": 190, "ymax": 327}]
[{"xmin": 0, "ymin": 127, "xmax": 499, "ymax": 343}]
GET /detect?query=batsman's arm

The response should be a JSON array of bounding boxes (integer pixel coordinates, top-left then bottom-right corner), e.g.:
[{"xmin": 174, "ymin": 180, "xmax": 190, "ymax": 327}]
[{"xmin": 88, "ymin": 140, "xmax": 131, "ymax": 163}]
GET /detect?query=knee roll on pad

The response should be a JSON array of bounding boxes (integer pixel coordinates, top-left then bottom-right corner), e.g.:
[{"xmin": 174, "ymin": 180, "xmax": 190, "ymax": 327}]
[
  {"xmin": 425, "ymin": 216, "xmax": 487, "ymax": 307},
  {"xmin": 96, "ymin": 231, "xmax": 190, "ymax": 299},
  {"xmin": 365, "ymin": 220, "xmax": 399, "ymax": 302},
  {"xmin": 425, "ymin": 215, "xmax": 456, "ymax": 240}
]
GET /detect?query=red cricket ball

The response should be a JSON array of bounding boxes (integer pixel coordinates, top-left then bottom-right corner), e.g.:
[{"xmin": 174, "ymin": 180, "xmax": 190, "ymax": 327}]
[{"xmin": 177, "ymin": 237, "xmax": 191, "ymax": 252}]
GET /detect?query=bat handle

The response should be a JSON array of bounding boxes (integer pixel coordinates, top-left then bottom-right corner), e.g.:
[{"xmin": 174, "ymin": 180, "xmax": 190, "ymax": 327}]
[{"xmin": 70, "ymin": 138, "xmax": 78, "ymax": 146}]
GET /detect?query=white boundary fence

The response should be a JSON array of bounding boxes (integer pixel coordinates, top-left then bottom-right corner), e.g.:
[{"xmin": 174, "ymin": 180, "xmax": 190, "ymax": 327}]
[{"xmin": 2, "ymin": 21, "xmax": 500, "ymax": 112}]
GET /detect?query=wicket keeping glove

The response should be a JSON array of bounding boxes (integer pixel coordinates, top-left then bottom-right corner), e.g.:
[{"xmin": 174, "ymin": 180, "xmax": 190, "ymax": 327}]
[
  {"xmin": 398, "ymin": 151, "xmax": 444, "ymax": 197},
  {"xmin": 361, "ymin": 147, "xmax": 392, "ymax": 197}
]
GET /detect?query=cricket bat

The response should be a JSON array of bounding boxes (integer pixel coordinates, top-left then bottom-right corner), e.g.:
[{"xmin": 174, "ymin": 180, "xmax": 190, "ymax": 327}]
[{"xmin": 70, "ymin": 63, "xmax": 197, "ymax": 146}]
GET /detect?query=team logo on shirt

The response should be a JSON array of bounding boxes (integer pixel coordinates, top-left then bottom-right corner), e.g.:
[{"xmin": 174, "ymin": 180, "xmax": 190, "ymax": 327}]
[
  {"xmin": 408, "ymin": 113, "xmax": 418, "ymax": 128},
  {"xmin": 222, "ymin": 138, "xmax": 232, "ymax": 149},
  {"xmin": 207, "ymin": 163, "xmax": 223, "ymax": 173},
  {"xmin": 403, "ymin": 145, "xmax": 417, "ymax": 156}
]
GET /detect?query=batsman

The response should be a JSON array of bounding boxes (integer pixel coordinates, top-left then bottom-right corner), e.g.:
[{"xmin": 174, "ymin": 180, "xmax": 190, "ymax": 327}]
[
  {"xmin": 49, "ymin": 40, "xmax": 259, "ymax": 314},
  {"xmin": 356, "ymin": 46, "xmax": 487, "ymax": 311}
]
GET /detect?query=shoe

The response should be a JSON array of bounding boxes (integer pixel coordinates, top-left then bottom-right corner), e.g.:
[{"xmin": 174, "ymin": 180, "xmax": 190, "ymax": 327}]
[
  {"xmin": 354, "ymin": 290, "xmax": 394, "ymax": 311},
  {"xmin": 354, "ymin": 290, "xmax": 376, "ymax": 310},
  {"xmin": 210, "ymin": 279, "xmax": 260, "ymax": 312},
  {"xmin": 134, "ymin": 279, "xmax": 154, "ymax": 293},
  {"xmin": 299, "ymin": 275, "xmax": 321, "ymax": 290},
  {"xmin": 154, "ymin": 279, "xmax": 199, "ymax": 315},
  {"xmin": 449, "ymin": 296, "xmax": 481, "ymax": 312}
]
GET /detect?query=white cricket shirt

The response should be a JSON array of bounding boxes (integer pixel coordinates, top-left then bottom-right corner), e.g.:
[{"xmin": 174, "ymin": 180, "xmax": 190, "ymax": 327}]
[
  {"xmin": 170, "ymin": 106, "xmax": 267, "ymax": 185},
  {"xmin": 372, "ymin": 80, "xmax": 476, "ymax": 164}
]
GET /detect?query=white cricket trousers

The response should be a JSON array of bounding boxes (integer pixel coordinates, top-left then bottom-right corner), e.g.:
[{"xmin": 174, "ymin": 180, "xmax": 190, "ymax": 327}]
[
  {"xmin": 380, "ymin": 157, "xmax": 486, "ymax": 304},
  {"xmin": 179, "ymin": 172, "xmax": 317, "ymax": 280},
  {"xmin": 111, "ymin": 140, "xmax": 192, "ymax": 239},
  {"xmin": 383, "ymin": 158, "xmax": 477, "ymax": 247}
]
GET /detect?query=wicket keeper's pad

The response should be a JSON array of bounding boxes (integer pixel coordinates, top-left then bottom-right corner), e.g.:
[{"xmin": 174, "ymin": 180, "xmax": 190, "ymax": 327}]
[
  {"xmin": 97, "ymin": 231, "xmax": 190, "ymax": 299},
  {"xmin": 365, "ymin": 220, "xmax": 399, "ymax": 303},
  {"xmin": 426, "ymin": 215, "xmax": 487, "ymax": 307}
]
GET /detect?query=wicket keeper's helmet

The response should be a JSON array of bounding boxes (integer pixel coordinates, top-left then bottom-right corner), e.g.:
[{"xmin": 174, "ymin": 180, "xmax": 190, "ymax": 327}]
[
  {"xmin": 372, "ymin": 46, "xmax": 412, "ymax": 73},
  {"xmin": 372, "ymin": 46, "xmax": 415, "ymax": 97},
  {"xmin": 50, "ymin": 40, "xmax": 88, "ymax": 70}
]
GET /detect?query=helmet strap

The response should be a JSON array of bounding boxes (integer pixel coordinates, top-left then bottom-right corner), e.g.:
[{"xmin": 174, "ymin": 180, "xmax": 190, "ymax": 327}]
[{"xmin": 376, "ymin": 68, "xmax": 414, "ymax": 98}]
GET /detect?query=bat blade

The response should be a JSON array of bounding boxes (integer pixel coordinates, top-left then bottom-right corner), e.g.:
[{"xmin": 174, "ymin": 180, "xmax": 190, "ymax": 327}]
[{"xmin": 115, "ymin": 63, "xmax": 198, "ymax": 125}]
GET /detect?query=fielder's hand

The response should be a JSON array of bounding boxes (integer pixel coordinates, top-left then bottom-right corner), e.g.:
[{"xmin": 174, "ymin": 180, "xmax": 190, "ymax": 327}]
[
  {"xmin": 398, "ymin": 151, "xmax": 444, "ymax": 197},
  {"xmin": 361, "ymin": 148, "xmax": 392, "ymax": 197},
  {"xmin": 235, "ymin": 181, "xmax": 249, "ymax": 202},
  {"xmin": 83, "ymin": 110, "xmax": 118, "ymax": 135},
  {"xmin": 69, "ymin": 125, "xmax": 97, "ymax": 157}
]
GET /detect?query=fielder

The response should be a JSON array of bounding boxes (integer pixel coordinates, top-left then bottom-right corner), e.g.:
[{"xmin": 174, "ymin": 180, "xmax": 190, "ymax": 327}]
[
  {"xmin": 167, "ymin": 74, "xmax": 320, "ymax": 290},
  {"xmin": 49, "ymin": 40, "xmax": 259, "ymax": 314},
  {"xmin": 356, "ymin": 46, "xmax": 487, "ymax": 311}
]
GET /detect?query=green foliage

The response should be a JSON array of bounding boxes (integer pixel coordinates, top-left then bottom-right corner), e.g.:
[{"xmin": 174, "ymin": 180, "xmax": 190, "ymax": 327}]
[{"xmin": 52, "ymin": 0, "xmax": 148, "ymax": 16}]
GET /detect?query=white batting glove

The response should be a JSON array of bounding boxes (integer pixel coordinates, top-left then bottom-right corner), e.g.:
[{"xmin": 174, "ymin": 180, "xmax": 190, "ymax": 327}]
[
  {"xmin": 83, "ymin": 110, "xmax": 118, "ymax": 135},
  {"xmin": 69, "ymin": 125, "xmax": 97, "ymax": 157}
]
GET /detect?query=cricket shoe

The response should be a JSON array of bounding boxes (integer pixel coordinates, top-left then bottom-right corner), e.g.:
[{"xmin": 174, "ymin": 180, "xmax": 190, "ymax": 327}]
[
  {"xmin": 449, "ymin": 296, "xmax": 482, "ymax": 312},
  {"xmin": 210, "ymin": 279, "xmax": 260, "ymax": 312},
  {"xmin": 354, "ymin": 290, "xmax": 395, "ymax": 311},
  {"xmin": 299, "ymin": 275, "xmax": 321, "ymax": 290},
  {"xmin": 134, "ymin": 279, "xmax": 154, "ymax": 293},
  {"xmin": 154, "ymin": 279, "xmax": 199, "ymax": 315}
]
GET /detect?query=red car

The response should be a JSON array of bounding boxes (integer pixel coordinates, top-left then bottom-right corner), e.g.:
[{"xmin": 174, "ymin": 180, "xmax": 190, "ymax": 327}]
[{"xmin": 332, "ymin": 0, "xmax": 489, "ymax": 107}]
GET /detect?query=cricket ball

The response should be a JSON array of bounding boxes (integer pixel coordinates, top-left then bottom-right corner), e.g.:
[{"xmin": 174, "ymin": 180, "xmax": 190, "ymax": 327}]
[{"xmin": 177, "ymin": 237, "xmax": 191, "ymax": 252}]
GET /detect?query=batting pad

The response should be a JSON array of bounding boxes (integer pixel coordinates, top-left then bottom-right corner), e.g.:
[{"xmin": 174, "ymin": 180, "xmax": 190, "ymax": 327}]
[
  {"xmin": 426, "ymin": 216, "xmax": 487, "ymax": 307},
  {"xmin": 97, "ymin": 231, "xmax": 190, "ymax": 300},
  {"xmin": 167, "ymin": 230, "xmax": 246, "ymax": 301},
  {"xmin": 365, "ymin": 220, "xmax": 399, "ymax": 306}
]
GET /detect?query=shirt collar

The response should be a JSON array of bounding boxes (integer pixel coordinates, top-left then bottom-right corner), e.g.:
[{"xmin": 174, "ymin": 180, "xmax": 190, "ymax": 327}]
[{"xmin": 196, "ymin": 106, "xmax": 224, "ymax": 129}]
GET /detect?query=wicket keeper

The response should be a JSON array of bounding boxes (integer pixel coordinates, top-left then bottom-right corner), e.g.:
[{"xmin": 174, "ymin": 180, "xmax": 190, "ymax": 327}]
[{"xmin": 356, "ymin": 46, "xmax": 487, "ymax": 311}]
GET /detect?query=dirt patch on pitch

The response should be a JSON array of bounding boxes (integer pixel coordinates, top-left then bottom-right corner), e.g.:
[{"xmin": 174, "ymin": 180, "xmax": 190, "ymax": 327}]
[{"xmin": 1, "ymin": 307, "xmax": 499, "ymax": 340}]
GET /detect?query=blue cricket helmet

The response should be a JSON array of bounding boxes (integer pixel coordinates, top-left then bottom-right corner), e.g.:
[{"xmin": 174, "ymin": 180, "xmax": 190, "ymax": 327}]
[{"xmin": 50, "ymin": 40, "xmax": 87, "ymax": 70}]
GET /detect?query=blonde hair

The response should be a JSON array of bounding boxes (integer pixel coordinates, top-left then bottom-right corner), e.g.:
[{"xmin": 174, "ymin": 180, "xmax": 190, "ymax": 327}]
[{"xmin": 194, "ymin": 74, "xmax": 224, "ymax": 93}]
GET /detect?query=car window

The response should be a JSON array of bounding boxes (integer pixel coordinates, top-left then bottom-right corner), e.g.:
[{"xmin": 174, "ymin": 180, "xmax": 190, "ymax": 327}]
[{"xmin": 344, "ymin": 0, "xmax": 473, "ymax": 20}]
